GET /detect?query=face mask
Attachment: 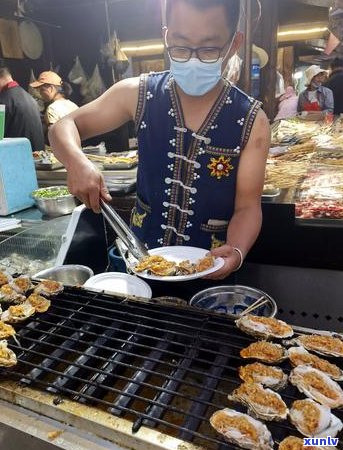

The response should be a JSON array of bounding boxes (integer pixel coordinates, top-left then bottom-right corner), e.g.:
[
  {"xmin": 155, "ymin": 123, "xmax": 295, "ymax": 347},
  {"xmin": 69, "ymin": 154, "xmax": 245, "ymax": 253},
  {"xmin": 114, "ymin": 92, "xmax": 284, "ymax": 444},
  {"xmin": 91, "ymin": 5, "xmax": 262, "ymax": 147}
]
[{"xmin": 170, "ymin": 57, "xmax": 224, "ymax": 96}]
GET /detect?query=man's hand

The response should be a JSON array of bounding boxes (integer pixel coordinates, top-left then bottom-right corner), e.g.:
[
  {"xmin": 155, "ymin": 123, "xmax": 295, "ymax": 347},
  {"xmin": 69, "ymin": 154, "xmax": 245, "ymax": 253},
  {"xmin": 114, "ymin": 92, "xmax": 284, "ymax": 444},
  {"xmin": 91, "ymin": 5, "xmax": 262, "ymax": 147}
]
[
  {"xmin": 203, "ymin": 244, "xmax": 241, "ymax": 280},
  {"xmin": 67, "ymin": 159, "xmax": 112, "ymax": 213}
]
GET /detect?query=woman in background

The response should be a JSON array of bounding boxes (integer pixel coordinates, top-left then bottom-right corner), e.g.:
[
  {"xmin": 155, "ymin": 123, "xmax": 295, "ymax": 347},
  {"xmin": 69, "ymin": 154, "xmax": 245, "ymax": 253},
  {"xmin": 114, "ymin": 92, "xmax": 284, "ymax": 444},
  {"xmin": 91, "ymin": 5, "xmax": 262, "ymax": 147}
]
[
  {"xmin": 298, "ymin": 65, "xmax": 334, "ymax": 114},
  {"xmin": 274, "ymin": 86, "xmax": 298, "ymax": 121}
]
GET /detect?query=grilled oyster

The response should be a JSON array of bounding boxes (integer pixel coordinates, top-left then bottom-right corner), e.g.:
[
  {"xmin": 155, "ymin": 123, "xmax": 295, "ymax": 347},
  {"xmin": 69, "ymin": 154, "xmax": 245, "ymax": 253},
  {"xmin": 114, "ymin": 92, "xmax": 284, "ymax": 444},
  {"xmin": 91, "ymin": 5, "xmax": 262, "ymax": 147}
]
[
  {"xmin": 1, "ymin": 302, "xmax": 35, "ymax": 323},
  {"xmin": 34, "ymin": 279, "xmax": 63, "ymax": 297},
  {"xmin": 228, "ymin": 382, "xmax": 288, "ymax": 421},
  {"xmin": 134, "ymin": 256, "xmax": 177, "ymax": 276},
  {"xmin": 289, "ymin": 398, "xmax": 343, "ymax": 437},
  {"xmin": 210, "ymin": 408, "xmax": 274, "ymax": 450},
  {"xmin": 0, "ymin": 339, "xmax": 17, "ymax": 367},
  {"xmin": 0, "ymin": 271, "xmax": 12, "ymax": 287},
  {"xmin": 289, "ymin": 346, "xmax": 343, "ymax": 381},
  {"xmin": 289, "ymin": 365, "xmax": 343, "ymax": 409},
  {"xmin": 240, "ymin": 341, "xmax": 288, "ymax": 364},
  {"xmin": 285, "ymin": 334, "xmax": 343, "ymax": 358},
  {"xmin": 27, "ymin": 294, "xmax": 51, "ymax": 313},
  {"xmin": 236, "ymin": 315, "xmax": 293, "ymax": 340},
  {"xmin": 239, "ymin": 363, "xmax": 288, "ymax": 390},
  {"xmin": 278, "ymin": 436, "xmax": 334, "ymax": 450},
  {"xmin": 11, "ymin": 275, "xmax": 33, "ymax": 294},
  {"xmin": 195, "ymin": 255, "xmax": 214, "ymax": 272},
  {"xmin": 177, "ymin": 260, "xmax": 196, "ymax": 275},
  {"xmin": 0, "ymin": 284, "xmax": 26, "ymax": 305},
  {"xmin": 0, "ymin": 321, "xmax": 15, "ymax": 339}
]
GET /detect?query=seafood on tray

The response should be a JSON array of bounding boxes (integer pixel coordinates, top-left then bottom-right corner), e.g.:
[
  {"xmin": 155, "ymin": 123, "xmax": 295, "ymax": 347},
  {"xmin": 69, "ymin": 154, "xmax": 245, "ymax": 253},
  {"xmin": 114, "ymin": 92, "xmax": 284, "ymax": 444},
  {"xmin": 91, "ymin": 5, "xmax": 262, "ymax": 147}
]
[
  {"xmin": 34, "ymin": 279, "xmax": 63, "ymax": 297},
  {"xmin": 11, "ymin": 275, "xmax": 33, "ymax": 294},
  {"xmin": 239, "ymin": 362, "xmax": 288, "ymax": 391},
  {"xmin": 0, "ymin": 284, "xmax": 26, "ymax": 305},
  {"xmin": 0, "ymin": 339, "xmax": 17, "ymax": 367},
  {"xmin": 289, "ymin": 346, "xmax": 343, "ymax": 381},
  {"xmin": 228, "ymin": 382, "xmax": 288, "ymax": 421},
  {"xmin": 210, "ymin": 408, "xmax": 274, "ymax": 450},
  {"xmin": 289, "ymin": 365, "xmax": 343, "ymax": 409},
  {"xmin": 236, "ymin": 314, "xmax": 294, "ymax": 340},
  {"xmin": 278, "ymin": 436, "xmax": 335, "ymax": 450},
  {"xmin": 27, "ymin": 294, "xmax": 51, "ymax": 313},
  {"xmin": 289, "ymin": 398, "xmax": 343, "ymax": 438},
  {"xmin": 240, "ymin": 341, "xmax": 288, "ymax": 364},
  {"xmin": 284, "ymin": 334, "xmax": 343, "ymax": 358},
  {"xmin": 1, "ymin": 302, "xmax": 35, "ymax": 323},
  {"xmin": 0, "ymin": 321, "xmax": 15, "ymax": 339},
  {"xmin": 134, "ymin": 255, "xmax": 214, "ymax": 277}
]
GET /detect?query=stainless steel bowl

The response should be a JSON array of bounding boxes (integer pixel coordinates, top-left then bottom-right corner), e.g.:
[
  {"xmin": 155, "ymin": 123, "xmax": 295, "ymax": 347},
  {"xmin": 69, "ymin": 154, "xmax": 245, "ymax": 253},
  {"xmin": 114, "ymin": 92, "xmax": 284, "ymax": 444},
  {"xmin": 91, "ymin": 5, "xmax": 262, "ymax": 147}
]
[
  {"xmin": 31, "ymin": 186, "xmax": 79, "ymax": 217},
  {"xmin": 34, "ymin": 265, "xmax": 94, "ymax": 286},
  {"xmin": 190, "ymin": 285, "xmax": 277, "ymax": 318}
]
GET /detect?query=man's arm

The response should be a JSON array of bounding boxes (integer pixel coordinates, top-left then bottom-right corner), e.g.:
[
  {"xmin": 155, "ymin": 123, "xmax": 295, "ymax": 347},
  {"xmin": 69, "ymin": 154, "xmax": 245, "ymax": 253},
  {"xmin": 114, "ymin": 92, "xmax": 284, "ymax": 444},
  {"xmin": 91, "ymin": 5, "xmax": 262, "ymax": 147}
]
[
  {"xmin": 206, "ymin": 109, "xmax": 270, "ymax": 280},
  {"xmin": 48, "ymin": 77, "xmax": 139, "ymax": 212}
]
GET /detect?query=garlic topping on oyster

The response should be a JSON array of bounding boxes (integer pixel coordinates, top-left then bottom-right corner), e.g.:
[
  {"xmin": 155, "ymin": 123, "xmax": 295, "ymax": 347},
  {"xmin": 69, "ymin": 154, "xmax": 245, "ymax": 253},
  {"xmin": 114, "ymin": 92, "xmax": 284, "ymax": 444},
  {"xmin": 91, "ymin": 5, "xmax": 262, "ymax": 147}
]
[
  {"xmin": 0, "ymin": 271, "xmax": 12, "ymax": 287},
  {"xmin": 27, "ymin": 294, "xmax": 51, "ymax": 313},
  {"xmin": 239, "ymin": 363, "xmax": 288, "ymax": 390},
  {"xmin": 11, "ymin": 275, "xmax": 33, "ymax": 294},
  {"xmin": 0, "ymin": 339, "xmax": 17, "ymax": 367},
  {"xmin": 0, "ymin": 321, "xmax": 15, "ymax": 339},
  {"xmin": 1, "ymin": 302, "xmax": 35, "ymax": 323},
  {"xmin": 0, "ymin": 284, "xmax": 26, "ymax": 305},
  {"xmin": 289, "ymin": 398, "xmax": 343, "ymax": 438},
  {"xmin": 236, "ymin": 315, "xmax": 294, "ymax": 340},
  {"xmin": 289, "ymin": 346, "xmax": 343, "ymax": 381},
  {"xmin": 240, "ymin": 341, "xmax": 288, "ymax": 364},
  {"xmin": 210, "ymin": 408, "xmax": 274, "ymax": 450},
  {"xmin": 34, "ymin": 279, "xmax": 63, "ymax": 297},
  {"xmin": 228, "ymin": 382, "xmax": 288, "ymax": 421},
  {"xmin": 278, "ymin": 436, "xmax": 335, "ymax": 450},
  {"xmin": 285, "ymin": 334, "xmax": 343, "ymax": 358},
  {"xmin": 289, "ymin": 365, "xmax": 343, "ymax": 409}
]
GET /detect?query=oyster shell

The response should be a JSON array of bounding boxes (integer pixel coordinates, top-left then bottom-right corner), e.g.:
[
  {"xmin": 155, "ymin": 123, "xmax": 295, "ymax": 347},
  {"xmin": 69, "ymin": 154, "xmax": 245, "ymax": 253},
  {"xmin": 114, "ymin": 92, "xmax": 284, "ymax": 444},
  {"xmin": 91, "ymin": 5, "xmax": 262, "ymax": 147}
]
[
  {"xmin": 228, "ymin": 382, "xmax": 288, "ymax": 421},
  {"xmin": 289, "ymin": 398, "xmax": 343, "ymax": 437},
  {"xmin": 0, "ymin": 271, "xmax": 12, "ymax": 287},
  {"xmin": 210, "ymin": 408, "xmax": 274, "ymax": 450},
  {"xmin": 0, "ymin": 284, "xmax": 26, "ymax": 304},
  {"xmin": 239, "ymin": 363, "xmax": 288, "ymax": 390},
  {"xmin": 289, "ymin": 346, "xmax": 343, "ymax": 381},
  {"xmin": 289, "ymin": 365, "xmax": 343, "ymax": 409},
  {"xmin": 0, "ymin": 339, "xmax": 17, "ymax": 367},
  {"xmin": 177, "ymin": 260, "xmax": 196, "ymax": 275},
  {"xmin": 1, "ymin": 302, "xmax": 35, "ymax": 323},
  {"xmin": 285, "ymin": 334, "xmax": 343, "ymax": 358},
  {"xmin": 0, "ymin": 321, "xmax": 15, "ymax": 339},
  {"xmin": 11, "ymin": 275, "xmax": 33, "ymax": 294},
  {"xmin": 27, "ymin": 294, "xmax": 51, "ymax": 313},
  {"xmin": 278, "ymin": 436, "xmax": 335, "ymax": 450},
  {"xmin": 240, "ymin": 341, "xmax": 288, "ymax": 364},
  {"xmin": 236, "ymin": 315, "xmax": 294, "ymax": 340},
  {"xmin": 34, "ymin": 279, "xmax": 63, "ymax": 297}
]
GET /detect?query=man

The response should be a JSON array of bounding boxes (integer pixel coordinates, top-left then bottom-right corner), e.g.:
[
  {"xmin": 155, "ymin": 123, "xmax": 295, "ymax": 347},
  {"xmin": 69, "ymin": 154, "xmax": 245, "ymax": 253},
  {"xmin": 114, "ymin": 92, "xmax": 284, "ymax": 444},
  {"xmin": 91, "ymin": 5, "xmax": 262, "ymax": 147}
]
[
  {"xmin": 0, "ymin": 67, "xmax": 44, "ymax": 151},
  {"xmin": 325, "ymin": 58, "xmax": 343, "ymax": 115},
  {"xmin": 49, "ymin": 0, "xmax": 270, "ymax": 282}
]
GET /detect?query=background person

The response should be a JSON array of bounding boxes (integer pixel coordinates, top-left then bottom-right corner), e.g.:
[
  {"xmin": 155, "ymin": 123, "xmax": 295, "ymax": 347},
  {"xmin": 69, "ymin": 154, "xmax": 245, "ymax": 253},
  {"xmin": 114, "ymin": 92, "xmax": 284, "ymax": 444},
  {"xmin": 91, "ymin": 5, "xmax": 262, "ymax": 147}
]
[
  {"xmin": 274, "ymin": 86, "xmax": 298, "ymax": 121},
  {"xmin": 0, "ymin": 66, "xmax": 44, "ymax": 151},
  {"xmin": 298, "ymin": 65, "xmax": 334, "ymax": 114},
  {"xmin": 325, "ymin": 57, "xmax": 343, "ymax": 115}
]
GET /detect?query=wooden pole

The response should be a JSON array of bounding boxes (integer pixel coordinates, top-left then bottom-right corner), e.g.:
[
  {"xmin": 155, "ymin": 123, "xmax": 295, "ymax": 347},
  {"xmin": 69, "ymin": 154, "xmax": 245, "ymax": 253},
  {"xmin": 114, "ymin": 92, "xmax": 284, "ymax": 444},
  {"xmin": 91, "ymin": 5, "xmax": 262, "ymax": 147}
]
[{"xmin": 242, "ymin": 0, "xmax": 253, "ymax": 94}]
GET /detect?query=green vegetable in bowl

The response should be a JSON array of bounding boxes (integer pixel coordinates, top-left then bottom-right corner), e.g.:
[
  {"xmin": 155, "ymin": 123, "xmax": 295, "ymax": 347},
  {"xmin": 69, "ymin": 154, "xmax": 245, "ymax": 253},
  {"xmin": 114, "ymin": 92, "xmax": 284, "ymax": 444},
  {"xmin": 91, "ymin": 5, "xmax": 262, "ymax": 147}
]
[{"xmin": 32, "ymin": 187, "xmax": 71, "ymax": 199}]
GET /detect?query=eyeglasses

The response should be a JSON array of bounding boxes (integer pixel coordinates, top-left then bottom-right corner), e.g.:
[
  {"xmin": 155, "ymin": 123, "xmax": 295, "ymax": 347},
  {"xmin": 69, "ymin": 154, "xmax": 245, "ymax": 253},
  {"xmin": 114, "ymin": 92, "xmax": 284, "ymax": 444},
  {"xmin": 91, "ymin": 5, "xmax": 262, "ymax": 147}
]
[{"xmin": 166, "ymin": 41, "xmax": 230, "ymax": 64}]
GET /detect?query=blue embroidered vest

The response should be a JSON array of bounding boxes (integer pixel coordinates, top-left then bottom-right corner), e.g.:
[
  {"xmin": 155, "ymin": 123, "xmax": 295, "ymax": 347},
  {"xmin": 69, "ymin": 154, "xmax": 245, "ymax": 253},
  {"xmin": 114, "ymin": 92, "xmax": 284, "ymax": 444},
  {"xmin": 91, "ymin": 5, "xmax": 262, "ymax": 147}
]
[{"xmin": 132, "ymin": 71, "xmax": 261, "ymax": 250}]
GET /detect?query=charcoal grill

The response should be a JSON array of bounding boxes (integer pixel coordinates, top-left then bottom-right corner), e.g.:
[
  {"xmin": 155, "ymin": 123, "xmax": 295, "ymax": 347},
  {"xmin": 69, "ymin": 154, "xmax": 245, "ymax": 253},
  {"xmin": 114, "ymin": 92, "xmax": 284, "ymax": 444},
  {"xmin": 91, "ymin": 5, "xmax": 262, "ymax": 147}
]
[{"xmin": 1, "ymin": 286, "xmax": 343, "ymax": 449}]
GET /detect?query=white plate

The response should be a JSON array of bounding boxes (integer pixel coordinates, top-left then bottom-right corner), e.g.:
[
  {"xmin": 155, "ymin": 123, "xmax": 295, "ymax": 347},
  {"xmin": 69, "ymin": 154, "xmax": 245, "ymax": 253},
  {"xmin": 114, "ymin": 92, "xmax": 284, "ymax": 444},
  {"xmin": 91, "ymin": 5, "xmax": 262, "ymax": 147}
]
[
  {"xmin": 84, "ymin": 272, "xmax": 152, "ymax": 298},
  {"xmin": 132, "ymin": 246, "xmax": 224, "ymax": 282}
]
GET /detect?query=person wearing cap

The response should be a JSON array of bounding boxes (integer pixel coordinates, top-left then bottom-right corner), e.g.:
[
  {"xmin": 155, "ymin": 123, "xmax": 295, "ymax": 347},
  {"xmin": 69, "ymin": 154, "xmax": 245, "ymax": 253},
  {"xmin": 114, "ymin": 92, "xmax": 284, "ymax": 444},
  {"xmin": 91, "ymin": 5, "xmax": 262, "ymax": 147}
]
[
  {"xmin": 274, "ymin": 86, "xmax": 298, "ymax": 121},
  {"xmin": 30, "ymin": 71, "xmax": 78, "ymax": 128},
  {"xmin": 298, "ymin": 65, "xmax": 334, "ymax": 114},
  {"xmin": 0, "ymin": 66, "xmax": 44, "ymax": 151}
]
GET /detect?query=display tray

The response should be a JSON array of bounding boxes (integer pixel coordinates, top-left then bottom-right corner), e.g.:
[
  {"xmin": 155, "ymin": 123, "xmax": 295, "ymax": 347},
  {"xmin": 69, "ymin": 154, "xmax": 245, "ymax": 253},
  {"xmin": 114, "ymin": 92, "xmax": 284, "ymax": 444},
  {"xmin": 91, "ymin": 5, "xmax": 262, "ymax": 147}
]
[
  {"xmin": 103, "ymin": 161, "xmax": 138, "ymax": 170},
  {"xmin": 106, "ymin": 179, "xmax": 136, "ymax": 195},
  {"xmin": 35, "ymin": 161, "xmax": 64, "ymax": 171}
]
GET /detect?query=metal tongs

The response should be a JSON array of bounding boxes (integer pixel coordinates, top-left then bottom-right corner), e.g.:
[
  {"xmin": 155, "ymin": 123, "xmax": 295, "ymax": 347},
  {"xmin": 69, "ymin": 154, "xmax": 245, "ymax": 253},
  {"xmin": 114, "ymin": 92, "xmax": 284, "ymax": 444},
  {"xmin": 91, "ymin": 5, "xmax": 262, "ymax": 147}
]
[{"xmin": 100, "ymin": 200, "xmax": 149, "ymax": 261}]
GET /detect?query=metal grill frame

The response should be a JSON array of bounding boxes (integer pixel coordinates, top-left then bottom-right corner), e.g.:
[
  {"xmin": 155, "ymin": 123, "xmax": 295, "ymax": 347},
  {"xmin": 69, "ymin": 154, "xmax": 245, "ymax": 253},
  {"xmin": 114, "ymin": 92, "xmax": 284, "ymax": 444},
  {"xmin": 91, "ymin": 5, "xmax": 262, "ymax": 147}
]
[{"xmin": 1, "ymin": 286, "xmax": 343, "ymax": 450}]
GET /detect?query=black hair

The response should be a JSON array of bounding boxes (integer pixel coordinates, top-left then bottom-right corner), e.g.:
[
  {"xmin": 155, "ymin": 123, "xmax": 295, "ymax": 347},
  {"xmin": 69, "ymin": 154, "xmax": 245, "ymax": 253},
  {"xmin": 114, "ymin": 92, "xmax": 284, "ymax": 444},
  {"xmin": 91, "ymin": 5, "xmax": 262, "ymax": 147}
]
[
  {"xmin": 330, "ymin": 57, "xmax": 343, "ymax": 71},
  {"xmin": 166, "ymin": 0, "xmax": 240, "ymax": 33},
  {"xmin": 0, "ymin": 66, "xmax": 11, "ymax": 78},
  {"xmin": 52, "ymin": 81, "xmax": 73, "ymax": 99}
]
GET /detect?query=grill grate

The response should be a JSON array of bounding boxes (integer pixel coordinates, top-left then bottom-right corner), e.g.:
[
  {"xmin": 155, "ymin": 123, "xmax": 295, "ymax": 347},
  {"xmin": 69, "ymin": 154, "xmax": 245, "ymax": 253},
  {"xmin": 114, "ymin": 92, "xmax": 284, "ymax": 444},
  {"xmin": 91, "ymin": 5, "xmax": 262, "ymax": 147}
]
[{"xmin": 3, "ymin": 286, "xmax": 343, "ymax": 449}]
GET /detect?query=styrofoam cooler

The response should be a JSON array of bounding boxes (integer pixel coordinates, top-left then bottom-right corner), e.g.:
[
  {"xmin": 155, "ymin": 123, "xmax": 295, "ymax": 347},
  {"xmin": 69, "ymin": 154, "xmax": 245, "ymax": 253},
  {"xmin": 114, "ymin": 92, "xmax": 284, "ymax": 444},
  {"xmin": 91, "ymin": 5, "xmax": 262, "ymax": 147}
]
[{"xmin": 0, "ymin": 138, "xmax": 38, "ymax": 215}]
